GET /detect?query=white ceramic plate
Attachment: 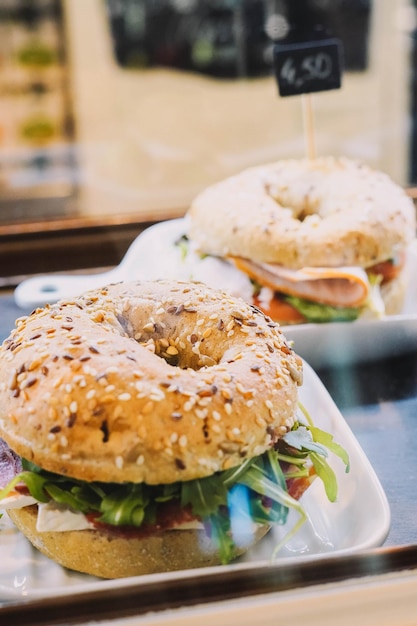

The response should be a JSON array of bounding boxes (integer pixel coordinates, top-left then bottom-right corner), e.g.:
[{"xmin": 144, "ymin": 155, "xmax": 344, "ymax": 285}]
[{"xmin": 0, "ymin": 362, "xmax": 390, "ymax": 604}]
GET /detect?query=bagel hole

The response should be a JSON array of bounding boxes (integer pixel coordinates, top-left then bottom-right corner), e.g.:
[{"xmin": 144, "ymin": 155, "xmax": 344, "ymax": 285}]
[
  {"xmin": 128, "ymin": 318, "xmax": 220, "ymax": 371},
  {"xmin": 266, "ymin": 183, "xmax": 320, "ymax": 222},
  {"xmin": 159, "ymin": 352, "xmax": 180, "ymax": 368}
]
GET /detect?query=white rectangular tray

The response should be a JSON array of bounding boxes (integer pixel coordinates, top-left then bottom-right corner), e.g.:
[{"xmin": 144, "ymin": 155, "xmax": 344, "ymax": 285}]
[{"xmin": 0, "ymin": 362, "xmax": 390, "ymax": 603}]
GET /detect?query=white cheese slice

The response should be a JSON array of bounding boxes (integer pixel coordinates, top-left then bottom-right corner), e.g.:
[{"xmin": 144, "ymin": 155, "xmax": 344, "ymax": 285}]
[
  {"xmin": 0, "ymin": 492, "xmax": 37, "ymax": 509},
  {"xmin": 36, "ymin": 502, "xmax": 95, "ymax": 532}
]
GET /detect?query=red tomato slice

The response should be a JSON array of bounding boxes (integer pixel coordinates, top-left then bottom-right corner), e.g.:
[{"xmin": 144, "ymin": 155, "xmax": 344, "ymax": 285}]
[
  {"xmin": 367, "ymin": 251, "xmax": 406, "ymax": 283},
  {"xmin": 254, "ymin": 295, "xmax": 306, "ymax": 324}
]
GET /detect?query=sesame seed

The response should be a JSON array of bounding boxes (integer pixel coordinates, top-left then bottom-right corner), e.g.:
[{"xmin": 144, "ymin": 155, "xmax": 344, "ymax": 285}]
[
  {"xmin": 48, "ymin": 407, "xmax": 57, "ymax": 419},
  {"xmin": 101, "ymin": 394, "xmax": 116, "ymax": 404},
  {"xmin": 28, "ymin": 358, "xmax": 42, "ymax": 371},
  {"xmin": 150, "ymin": 392, "xmax": 165, "ymax": 402},
  {"xmin": 115, "ymin": 456, "xmax": 124, "ymax": 469},
  {"xmin": 179, "ymin": 434, "xmax": 187, "ymax": 447},
  {"xmin": 142, "ymin": 400, "xmax": 154, "ymax": 414},
  {"xmin": 118, "ymin": 393, "xmax": 131, "ymax": 401}
]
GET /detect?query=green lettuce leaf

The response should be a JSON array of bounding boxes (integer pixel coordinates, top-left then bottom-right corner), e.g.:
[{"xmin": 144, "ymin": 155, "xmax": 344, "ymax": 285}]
[{"xmin": 284, "ymin": 295, "xmax": 360, "ymax": 323}]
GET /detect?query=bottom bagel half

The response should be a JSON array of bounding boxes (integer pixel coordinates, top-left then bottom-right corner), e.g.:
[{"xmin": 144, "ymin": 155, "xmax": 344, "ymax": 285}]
[{"xmin": 8, "ymin": 506, "xmax": 270, "ymax": 579}]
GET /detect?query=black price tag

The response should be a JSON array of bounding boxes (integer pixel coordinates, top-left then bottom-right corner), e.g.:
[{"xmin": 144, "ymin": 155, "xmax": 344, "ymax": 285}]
[{"xmin": 273, "ymin": 38, "xmax": 343, "ymax": 97}]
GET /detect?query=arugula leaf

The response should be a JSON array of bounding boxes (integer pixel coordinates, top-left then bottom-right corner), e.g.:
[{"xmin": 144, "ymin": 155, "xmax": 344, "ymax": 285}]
[
  {"xmin": 45, "ymin": 483, "xmax": 95, "ymax": 513},
  {"xmin": 308, "ymin": 426, "xmax": 350, "ymax": 472},
  {"xmin": 181, "ymin": 474, "xmax": 229, "ymax": 518},
  {"xmin": 205, "ymin": 511, "xmax": 235, "ymax": 564},
  {"xmin": 99, "ymin": 484, "xmax": 149, "ymax": 526},
  {"xmin": 284, "ymin": 295, "xmax": 360, "ymax": 323},
  {"xmin": 310, "ymin": 452, "xmax": 338, "ymax": 502},
  {"xmin": 0, "ymin": 471, "xmax": 50, "ymax": 503},
  {"xmin": 296, "ymin": 401, "xmax": 350, "ymax": 473},
  {"xmin": 282, "ymin": 426, "xmax": 329, "ymax": 457},
  {"xmin": 174, "ymin": 234, "xmax": 189, "ymax": 261},
  {"xmin": 238, "ymin": 465, "xmax": 302, "ymax": 514},
  {"xmin": 237, "ymin": 463, "xmax": 307, "ymax": 556}
]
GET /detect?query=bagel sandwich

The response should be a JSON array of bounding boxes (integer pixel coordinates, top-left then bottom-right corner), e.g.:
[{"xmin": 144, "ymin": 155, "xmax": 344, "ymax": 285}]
[
  {"xmin": 187, "ymin": 156, "xmax": 416, "ymax": 324},
  {"xmin": 0, "ymin": 280, "xmax": 349, "ymax": 579}
]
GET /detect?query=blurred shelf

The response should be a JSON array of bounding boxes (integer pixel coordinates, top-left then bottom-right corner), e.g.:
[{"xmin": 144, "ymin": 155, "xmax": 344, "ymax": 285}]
[{"xmin": 0, "ymin": 206, "xmax": 185, "ymax": 286}]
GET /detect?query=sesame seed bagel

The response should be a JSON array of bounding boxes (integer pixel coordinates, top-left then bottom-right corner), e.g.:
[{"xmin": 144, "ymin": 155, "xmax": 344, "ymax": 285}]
[
  {"xmin": 188, "ymin": 156, "xmax": 416, "ymax": 269},
  {"xmin": 0, "ymin": 279, "xmax": 303, "ymax": 485}
]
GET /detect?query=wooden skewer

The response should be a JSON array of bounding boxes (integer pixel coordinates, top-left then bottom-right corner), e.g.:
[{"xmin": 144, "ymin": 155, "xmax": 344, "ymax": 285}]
[{"xmin": 302, "ymin": 93, "xmax": 316, "ymax": 160}]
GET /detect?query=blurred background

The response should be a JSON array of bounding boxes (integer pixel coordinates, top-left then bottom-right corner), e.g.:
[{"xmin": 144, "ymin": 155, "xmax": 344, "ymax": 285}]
[{"xmin": 0, "ymin": 0, "xmax": 415, "ymax": 282}]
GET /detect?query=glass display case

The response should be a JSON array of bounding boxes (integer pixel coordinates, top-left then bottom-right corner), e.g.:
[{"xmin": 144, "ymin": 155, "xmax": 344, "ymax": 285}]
[{"xmin": 2, "ymin": 2, "xmax": 417, "ymax": 624}]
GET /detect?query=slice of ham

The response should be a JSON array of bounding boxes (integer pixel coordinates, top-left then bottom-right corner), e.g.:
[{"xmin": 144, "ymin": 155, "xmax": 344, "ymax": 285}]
[{"xmin": 232, "ymin": 257, "xmax": 370, "ymax": 307}]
